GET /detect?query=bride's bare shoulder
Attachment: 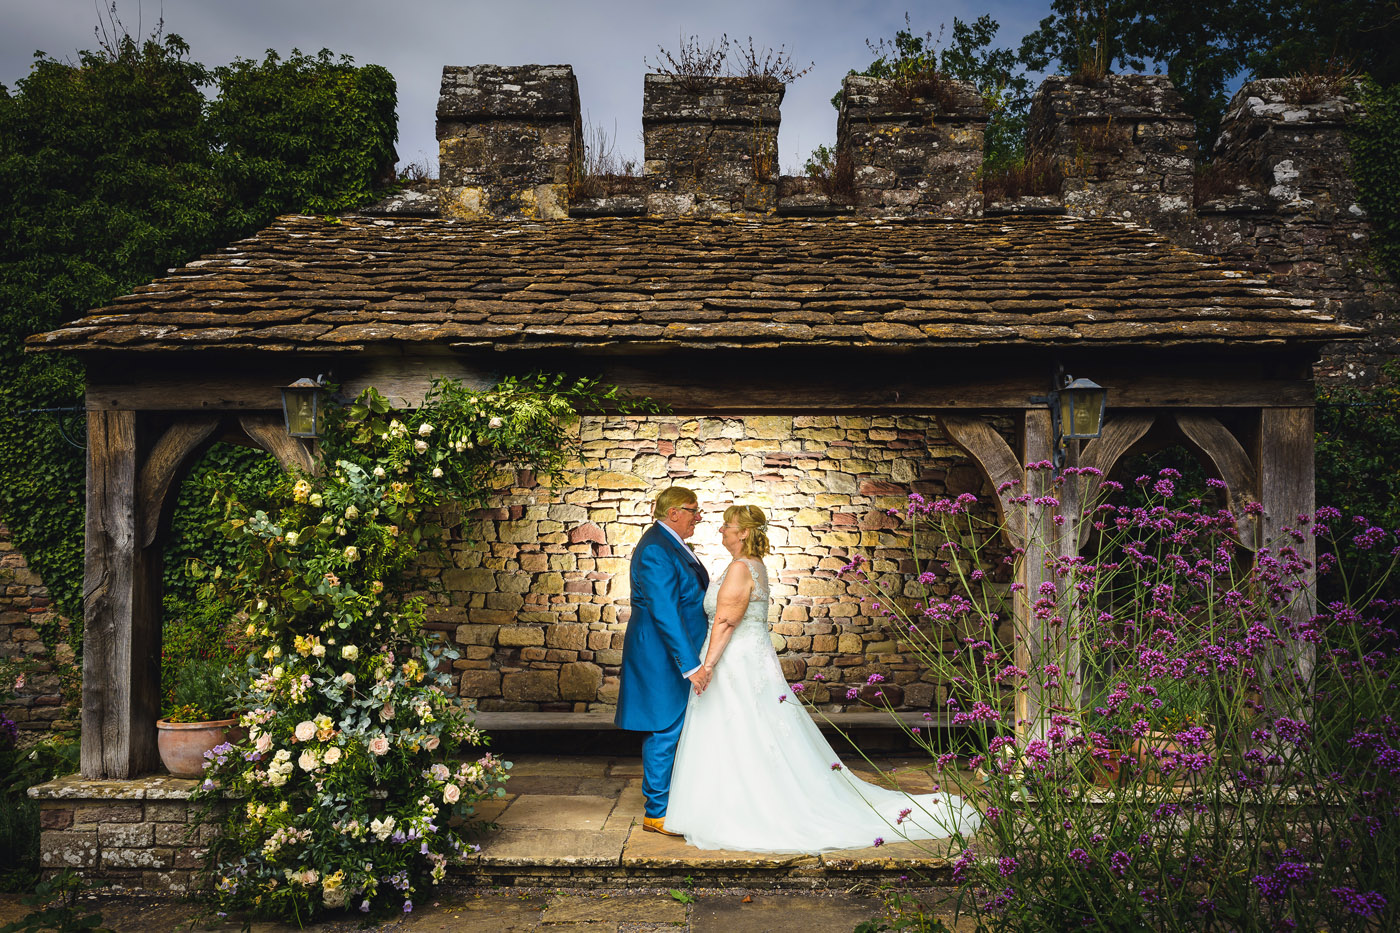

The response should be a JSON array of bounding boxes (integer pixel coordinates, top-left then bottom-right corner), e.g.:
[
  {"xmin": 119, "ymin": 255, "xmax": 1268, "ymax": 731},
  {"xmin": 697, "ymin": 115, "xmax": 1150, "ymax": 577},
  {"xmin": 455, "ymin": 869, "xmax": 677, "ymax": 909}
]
[{"xmin": 724, "ymin": 559, "xmax": 754, "ymax": 583}]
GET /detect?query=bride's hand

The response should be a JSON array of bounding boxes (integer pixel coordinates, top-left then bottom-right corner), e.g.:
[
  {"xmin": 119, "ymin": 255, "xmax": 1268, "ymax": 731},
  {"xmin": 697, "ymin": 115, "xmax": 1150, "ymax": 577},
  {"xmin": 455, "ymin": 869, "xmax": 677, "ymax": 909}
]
[{"xmin": 688, "ymin": 666, "xmax": 711, "ymax": 695}]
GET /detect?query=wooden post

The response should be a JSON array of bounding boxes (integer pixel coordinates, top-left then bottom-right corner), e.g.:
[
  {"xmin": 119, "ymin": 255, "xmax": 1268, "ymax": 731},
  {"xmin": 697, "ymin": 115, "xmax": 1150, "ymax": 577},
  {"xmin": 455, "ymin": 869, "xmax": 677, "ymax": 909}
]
[
  {"xmin": 1258, "ymin": 407, "xmax": 1317, "ymax": 683},
  {"xmin": 82, "ymin": 410, "xmax": 161, "ymax": 778},
  {"xmin": 1015, "ymin": 410, "xmax": 1055, "ymax": 734}
]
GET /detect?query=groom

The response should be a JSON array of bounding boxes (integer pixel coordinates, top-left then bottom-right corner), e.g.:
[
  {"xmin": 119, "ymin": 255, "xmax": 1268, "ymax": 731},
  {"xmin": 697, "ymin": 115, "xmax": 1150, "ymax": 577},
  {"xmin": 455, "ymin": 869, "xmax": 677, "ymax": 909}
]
[{"xmin": 615, "ymin": 486, "xmax": 711, "ymax": 836}]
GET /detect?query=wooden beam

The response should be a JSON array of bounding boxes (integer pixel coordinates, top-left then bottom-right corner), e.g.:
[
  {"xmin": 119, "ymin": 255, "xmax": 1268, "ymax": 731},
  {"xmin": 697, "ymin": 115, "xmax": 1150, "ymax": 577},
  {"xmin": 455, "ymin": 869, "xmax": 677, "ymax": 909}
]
[
  {"xmin": 82, "ymin": 410, "xmax": 160, "ymax": 778},
  {"xmin": 1258, "ymin": 407, "xmax": 1317, "ymax": 684},
  {"xmin": 1176, "ymin": 412, "xmax": 1261, "ymax": 548},
  {"xmin": 238, "ymin": 415, "xmax": 316, "ymax": 475},
  {"xmin": 937, "ymin": 414, "xmax": 1026, "ymax": 543},
  {"xmin": 137, "ymin": 417, "xmax": 221, "ymax": 548},
  {"xmin": 84, "ymin": 368, "xmax": 1314, "ymax": 412},
  {"xmin": 1077, "ymin": 412, "xmax": 1156, "ymax": 548}
]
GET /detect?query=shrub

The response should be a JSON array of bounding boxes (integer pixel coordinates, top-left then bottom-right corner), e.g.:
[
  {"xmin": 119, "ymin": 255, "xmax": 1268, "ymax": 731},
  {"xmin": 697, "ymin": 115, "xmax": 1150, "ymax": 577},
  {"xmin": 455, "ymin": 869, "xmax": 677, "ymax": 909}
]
[{"xmin": 830, "ymin": 466, "xmax": 1398, "ymax": 931}]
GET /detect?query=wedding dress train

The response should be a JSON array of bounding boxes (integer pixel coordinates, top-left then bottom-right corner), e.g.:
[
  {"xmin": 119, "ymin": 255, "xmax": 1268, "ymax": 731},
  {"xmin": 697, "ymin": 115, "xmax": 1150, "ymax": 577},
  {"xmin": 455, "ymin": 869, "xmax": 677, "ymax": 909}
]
[{"xmin": 665, "ymin": 558, "xmax": 983, "ymax": 853}]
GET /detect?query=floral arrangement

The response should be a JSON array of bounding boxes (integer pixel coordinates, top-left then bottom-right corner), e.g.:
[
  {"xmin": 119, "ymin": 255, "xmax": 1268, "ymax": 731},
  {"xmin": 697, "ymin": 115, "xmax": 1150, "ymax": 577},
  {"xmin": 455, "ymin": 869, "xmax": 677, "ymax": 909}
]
[
  {"xmin": 826, "ymin": 466, "xmax": 1398, "ymax": 931},
  {"xmin": 196, "ymin": 376, "xmax": 652, "ymax": 920}
]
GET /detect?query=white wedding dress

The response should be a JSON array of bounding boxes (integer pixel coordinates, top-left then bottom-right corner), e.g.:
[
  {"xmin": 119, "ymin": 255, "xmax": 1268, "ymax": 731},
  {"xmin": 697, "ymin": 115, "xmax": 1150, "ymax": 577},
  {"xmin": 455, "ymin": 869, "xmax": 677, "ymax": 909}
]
[{"xmin": 665, "ymin": 558, "xmax": 983, "ymax": 853}]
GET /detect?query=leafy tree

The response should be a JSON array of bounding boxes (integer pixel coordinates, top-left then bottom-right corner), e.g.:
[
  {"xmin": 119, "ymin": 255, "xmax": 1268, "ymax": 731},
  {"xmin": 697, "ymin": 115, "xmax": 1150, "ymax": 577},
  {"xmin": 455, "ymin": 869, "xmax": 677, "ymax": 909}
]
[
  {"xmin": 829, "ymin": 14, "xmax": 1031, "ymax": 170},
  {"xmin": 0, "ymin": 24, "xmax": 399, "ymax": 633},
  {"xmin": 1018, "ymin": 0, "xmax": 1399, "ymax": 152}
]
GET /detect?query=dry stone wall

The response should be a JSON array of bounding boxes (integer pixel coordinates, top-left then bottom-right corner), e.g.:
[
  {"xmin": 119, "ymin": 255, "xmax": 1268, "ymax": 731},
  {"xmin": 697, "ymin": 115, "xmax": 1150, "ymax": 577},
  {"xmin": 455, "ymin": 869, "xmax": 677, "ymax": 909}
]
[
  {"xmin": 0, "ymin": 518, "xmax": 75, "ymax": 737},
  {"xmin": 418, "ymin": 414, "xmax": 1011, "ymax": 714}
]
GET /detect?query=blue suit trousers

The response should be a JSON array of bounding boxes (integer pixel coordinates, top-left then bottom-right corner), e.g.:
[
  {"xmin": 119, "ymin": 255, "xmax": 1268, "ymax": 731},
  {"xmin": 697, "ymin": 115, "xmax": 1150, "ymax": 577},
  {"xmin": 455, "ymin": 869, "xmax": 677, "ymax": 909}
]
[{"xmin": 641, "ymin": 705, "xmax": 687, "ymax": 818}]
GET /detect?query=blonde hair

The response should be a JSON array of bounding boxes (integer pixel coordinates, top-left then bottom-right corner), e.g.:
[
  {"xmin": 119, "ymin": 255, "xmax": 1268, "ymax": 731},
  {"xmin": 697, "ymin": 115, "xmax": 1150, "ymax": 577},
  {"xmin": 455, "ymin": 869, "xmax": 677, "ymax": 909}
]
[
  {"xmin": 653, "ymin": 486, "xmax": 698, "ymax": 519},
  {"xmin": 724, "ymin": 504, "xmax": 771, "ymax": 559}
]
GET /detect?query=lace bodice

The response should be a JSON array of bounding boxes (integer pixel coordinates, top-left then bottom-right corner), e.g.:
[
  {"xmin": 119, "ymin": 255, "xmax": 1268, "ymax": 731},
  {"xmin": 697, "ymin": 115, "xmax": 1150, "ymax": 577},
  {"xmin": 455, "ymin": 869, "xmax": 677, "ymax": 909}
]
[{"xmin": 702, "ymin": 558, "xmax": 770, "ymax": 626}]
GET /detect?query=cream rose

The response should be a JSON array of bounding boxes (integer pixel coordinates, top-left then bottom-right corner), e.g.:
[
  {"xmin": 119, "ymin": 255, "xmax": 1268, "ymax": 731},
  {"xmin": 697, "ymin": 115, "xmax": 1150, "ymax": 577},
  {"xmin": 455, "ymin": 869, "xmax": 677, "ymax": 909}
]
[
  {"xmin": 323, "ymin": 746, "xmax": 343, "ymax": 765},
  {"xmin": 341, "ymin": 644, "xmax": 359, "ymax": 660},
  {"xmin": 418, "ymin": 422, "xmax": 433, "ymax": 436},
  {"xmin": 443, "ymin": 783, "xmax": 461, "ymax": 804},
  {"xmin": 294, "ymin": 720, "xmax": 316, "ymax": 742}
]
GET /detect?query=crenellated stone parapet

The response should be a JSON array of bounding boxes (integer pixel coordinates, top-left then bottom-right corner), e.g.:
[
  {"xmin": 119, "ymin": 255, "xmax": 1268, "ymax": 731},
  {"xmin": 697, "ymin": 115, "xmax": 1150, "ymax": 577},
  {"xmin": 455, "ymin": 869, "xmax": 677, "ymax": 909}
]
[
  {"xmin": 642, "ymin": 75, "xmax": 784, "ymax": 216},
  {"xmin": 1028, "ymin": 74, "xmax": 1197, "ymax": 238},
  {"xmin": 836, "ymin": 75, "xmax": 988, "ymax": 217},
  {"xmin": 1198, "ymin": 79, "xmax": 1397, "ymax": 382},
  {"xmin": 436, "ymin": 65, "xmax": 582, "ymax": 221}
]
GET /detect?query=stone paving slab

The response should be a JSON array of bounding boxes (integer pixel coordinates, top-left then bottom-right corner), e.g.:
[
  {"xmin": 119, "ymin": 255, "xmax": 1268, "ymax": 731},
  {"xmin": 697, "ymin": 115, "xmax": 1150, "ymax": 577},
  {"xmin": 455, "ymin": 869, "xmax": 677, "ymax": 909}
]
[
  {"xmin": 468, "ymin": 828, "xmax": 631, "ymax": 866},
  {"xmin": 690, "ymin": 892, "xmax": 884, "ymax": 933},
  {"xmin": 622, "ymin": 824, "xmax": 822, "ymax": 869},
  {"xmin": 495, "ymin": 792, "xmax": 617, "ymax": 831},
  {"xmin": 543, "ymin": 891, "xmax": 686, "ymax": 923}
]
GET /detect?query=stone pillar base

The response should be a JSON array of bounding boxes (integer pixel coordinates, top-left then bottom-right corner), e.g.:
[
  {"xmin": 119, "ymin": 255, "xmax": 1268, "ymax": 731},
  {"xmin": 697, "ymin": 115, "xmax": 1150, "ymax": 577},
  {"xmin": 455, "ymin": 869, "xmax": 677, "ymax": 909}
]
[{"xmin": 28, "ymin": 775, "xmax": 219, "ymax": 893}]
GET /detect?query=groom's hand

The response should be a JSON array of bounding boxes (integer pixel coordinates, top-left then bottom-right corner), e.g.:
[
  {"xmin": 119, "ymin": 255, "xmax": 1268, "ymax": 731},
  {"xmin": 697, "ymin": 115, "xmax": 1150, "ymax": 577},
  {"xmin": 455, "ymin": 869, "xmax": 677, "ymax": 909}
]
[{"xmin": 687, "ymin": 667, "xmax": 711, "ymax": 695}]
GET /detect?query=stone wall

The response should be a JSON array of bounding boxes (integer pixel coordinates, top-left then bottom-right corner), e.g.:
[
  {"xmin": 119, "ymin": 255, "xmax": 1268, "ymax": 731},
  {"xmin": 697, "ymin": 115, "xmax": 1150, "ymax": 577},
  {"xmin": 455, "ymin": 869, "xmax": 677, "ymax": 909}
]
[
  {"xmin": 0, "ymin": 518, "xmax": 75, "ymax": 737},
  {"xmin": 1027, "ymin": 74, "xmax": 1197, "ymax": 239},
  {"xmin": 30, "ymin": 775, "xmax": 215, "ymax": 892},
  {"xmin": 1196, "ymin": 79, "xmax": 1399, "ymax": 383},
  {"xmin": 436, "ymin": 65, "xmax": 582, "ymax": 221},
  {"xmin": 642, "ymin": 75, "xmax": 783, "ymax": 216},
  {"xmin": 419, "ymin": 414, "xmax": 1012, "ymax": 714},
  {"xmin": 836, "ymin": 75, "xmax": 988, "ymax": 217}
]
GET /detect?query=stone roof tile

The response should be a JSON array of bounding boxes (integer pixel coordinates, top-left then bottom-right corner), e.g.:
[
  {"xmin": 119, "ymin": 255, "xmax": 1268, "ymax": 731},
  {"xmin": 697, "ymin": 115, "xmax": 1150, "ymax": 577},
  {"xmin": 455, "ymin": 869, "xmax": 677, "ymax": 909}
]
[{"xmin": 27, "ymin": 214, "xmax": 1360, "ymax": 353}]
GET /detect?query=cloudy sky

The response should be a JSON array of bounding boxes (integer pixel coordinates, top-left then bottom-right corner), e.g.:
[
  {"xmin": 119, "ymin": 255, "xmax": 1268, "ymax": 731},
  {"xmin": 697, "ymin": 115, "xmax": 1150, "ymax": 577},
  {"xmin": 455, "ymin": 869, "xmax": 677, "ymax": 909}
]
[{"xmin": 1, "ymin": 0, "xmax": 1051, "ymax": 175}]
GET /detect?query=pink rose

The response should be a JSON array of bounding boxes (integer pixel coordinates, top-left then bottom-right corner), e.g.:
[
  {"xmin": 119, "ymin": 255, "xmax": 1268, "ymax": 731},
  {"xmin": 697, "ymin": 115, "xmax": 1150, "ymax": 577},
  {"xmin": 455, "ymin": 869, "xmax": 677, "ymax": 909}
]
[
  {"xmin": 368, "ymin": 735, "xmax": 390, "ymax": 756},
  {"xmin": 443, "ymin": 783, "xmax": 460, "ymax": 804}
]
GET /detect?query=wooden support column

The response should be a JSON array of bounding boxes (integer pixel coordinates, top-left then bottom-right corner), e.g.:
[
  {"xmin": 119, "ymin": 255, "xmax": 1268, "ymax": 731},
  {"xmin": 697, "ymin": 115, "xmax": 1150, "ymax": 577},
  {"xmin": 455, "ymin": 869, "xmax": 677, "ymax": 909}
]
[
  {"xmin": 1258, "ymin": 407, "xmax": 1317, "ymax": 683},
  {"xmin": 82, "ymin": 410, "xmax": 161, "ymax": 779},
  {"xmin": 1015, "ymin": 410, "xmax": 1058, "ymax": 735}
]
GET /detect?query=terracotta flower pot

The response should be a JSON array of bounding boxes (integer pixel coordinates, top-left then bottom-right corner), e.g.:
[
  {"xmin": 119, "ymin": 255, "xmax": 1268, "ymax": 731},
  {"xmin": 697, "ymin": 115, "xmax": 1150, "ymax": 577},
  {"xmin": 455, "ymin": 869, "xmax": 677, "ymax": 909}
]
[
  {"xmin": 1130, "ymin": 730, "xmax": 1204, "ymax": 786},
  {"xmin": 156, "ymin": 718, "xmax": 243, "ymax": 778}
]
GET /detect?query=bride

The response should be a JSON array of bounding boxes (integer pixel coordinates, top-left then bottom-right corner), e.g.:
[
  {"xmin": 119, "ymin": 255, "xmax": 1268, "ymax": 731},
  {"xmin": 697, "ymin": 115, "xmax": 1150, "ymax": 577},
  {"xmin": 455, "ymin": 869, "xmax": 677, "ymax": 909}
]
[{"xmin": 664, "ymin": 504, "xmax": 983, "ymax": 853}]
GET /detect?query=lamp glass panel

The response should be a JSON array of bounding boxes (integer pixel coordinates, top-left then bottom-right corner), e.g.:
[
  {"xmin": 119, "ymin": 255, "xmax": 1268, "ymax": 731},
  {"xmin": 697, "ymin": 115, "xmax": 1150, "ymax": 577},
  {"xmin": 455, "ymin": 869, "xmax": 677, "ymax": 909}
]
[
  {"xmin": 282, "ymin": 388, "xmax": 319, "ymax": 437},
  {"xmin": 1063, "ymin": 388, "xmax": 1105, "ymax": 438}
]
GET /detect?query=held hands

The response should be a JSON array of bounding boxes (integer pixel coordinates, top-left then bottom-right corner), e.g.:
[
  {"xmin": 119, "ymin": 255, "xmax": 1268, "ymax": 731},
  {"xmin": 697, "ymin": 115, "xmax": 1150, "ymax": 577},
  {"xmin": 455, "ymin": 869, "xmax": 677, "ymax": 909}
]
[{"xmin": 688, "ymin": 664, "xmax": 713, "ymax": 695}]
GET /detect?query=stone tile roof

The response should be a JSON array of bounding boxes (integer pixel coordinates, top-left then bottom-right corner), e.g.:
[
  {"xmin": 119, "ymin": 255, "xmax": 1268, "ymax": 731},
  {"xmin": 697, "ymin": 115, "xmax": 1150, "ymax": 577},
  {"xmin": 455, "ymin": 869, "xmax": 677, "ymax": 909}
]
[{"xmin": 28, "ymin": 214, "xmax": 1359, "ymax": 354}]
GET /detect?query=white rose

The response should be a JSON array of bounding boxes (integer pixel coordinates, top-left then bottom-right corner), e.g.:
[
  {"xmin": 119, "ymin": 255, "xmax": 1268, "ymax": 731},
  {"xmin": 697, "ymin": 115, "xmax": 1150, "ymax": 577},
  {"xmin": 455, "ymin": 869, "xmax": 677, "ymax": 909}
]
[
  {"xmin": 432, "ymin": 467, "xmax": 443, "ymax": 478},
  {"xmin": 311, "ymin": 643, "xmax": 325, "ymax": 658},
  {"xmin": 255, "ymin": 733, "xmax": 273, "ymax": 754},
  {"xmin": 284, "ymin": 531, "xmax": 299, "ymax": 546},
  {"xmin": 298, "ymin": 750, "xmax": 319, "ymax": 772},
  {"xmin": 443, "ymin": 783, "xmax": 460, "ymax": 804},
  {"xmin": 418, "ymin": 423, "xmax": 433, "ymax": 436},
  {"xmin": 372, "ymin": 466, "xmax": 386, "ymax": 478},
  {"xmin": 368, "ymin": 735, "xmax": 390, "ymax": 756},
  {"xmin": 323, "ymin": 746, "xmax": 343, "ymax": 765},
  {"xmin": 414, "ymin": 439, "xmax": 428, "ymax": 453},
  {"xmin": 344, "ymin": 546, "xmax": 359, "ymax": 561},
  {"xmin": 341, "ymin": 644, "xmax": 359, "ymax": 660},
  {"xmin": 294, "ymin": 721, "xmax": 316, "ymax": 743},
  {"xmin": 340, "ymin": 672, "xmax": 356, "ymax": 686},
  {"xmin": 488, "ymin": 416, "xmax": 503, "ymax": 429}
]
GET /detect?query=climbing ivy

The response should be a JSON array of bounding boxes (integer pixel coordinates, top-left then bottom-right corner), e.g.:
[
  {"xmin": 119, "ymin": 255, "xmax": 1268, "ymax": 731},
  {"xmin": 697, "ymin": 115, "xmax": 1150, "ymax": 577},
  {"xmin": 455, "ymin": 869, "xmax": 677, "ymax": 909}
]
[
  {"xmin": 0, "ymin": 27, "xmax": 398, "ymax": 633},
  {"xmin": 1348, "ymin": 79, "xmax": 1400, "ymax": 284}
]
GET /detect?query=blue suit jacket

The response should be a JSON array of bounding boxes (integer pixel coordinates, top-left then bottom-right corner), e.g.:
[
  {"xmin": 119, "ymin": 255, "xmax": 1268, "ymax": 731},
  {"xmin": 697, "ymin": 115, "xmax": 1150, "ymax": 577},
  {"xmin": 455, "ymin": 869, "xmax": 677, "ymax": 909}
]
[{"xmin": 614, "ymin": 523, "xmax": 710, "ymax": 732}]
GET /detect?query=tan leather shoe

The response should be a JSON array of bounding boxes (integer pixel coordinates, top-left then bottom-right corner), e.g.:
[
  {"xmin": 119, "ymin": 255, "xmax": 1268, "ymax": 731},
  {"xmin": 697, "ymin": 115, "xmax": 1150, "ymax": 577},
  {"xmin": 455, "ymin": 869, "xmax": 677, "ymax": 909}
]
[{"xmin": 642, "ymin": 816, "xmax": 680, "ymax": 836}]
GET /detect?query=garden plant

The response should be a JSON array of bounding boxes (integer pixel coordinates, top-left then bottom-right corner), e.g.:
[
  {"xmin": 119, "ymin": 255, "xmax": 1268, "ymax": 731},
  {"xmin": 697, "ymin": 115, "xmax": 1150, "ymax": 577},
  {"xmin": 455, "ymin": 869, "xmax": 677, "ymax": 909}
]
[
  {"xmin": 833, "ymin": 464, "xmax": 1396, "ymax": 931},
  {"xmin": 195, "ymin": 375, "xmax": 652, "ymax": 922}
]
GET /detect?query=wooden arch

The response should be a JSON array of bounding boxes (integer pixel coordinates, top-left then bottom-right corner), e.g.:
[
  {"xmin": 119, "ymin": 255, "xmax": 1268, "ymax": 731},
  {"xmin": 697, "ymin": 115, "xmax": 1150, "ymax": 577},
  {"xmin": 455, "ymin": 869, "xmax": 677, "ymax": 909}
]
[{"xmin": 83, "ymin": 409, "xmax": 313, "ymax": 778}]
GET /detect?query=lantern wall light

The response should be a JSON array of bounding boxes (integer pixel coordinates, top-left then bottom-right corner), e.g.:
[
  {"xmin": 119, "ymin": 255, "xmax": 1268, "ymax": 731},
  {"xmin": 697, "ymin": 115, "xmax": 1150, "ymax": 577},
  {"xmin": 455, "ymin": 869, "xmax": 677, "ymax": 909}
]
[
  {"xmin": 1032, "ymin": 370, "xmax": 1108, "ymax": 471},
  {"xmin": 281, "ymin": 376, "xmax": 324, "ymax": 438}
]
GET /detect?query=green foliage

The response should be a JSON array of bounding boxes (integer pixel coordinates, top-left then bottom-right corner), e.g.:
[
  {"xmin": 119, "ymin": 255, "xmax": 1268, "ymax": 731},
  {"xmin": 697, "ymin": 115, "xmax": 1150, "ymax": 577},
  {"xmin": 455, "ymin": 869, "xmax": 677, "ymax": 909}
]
[
  {"xmin": 199, "ymin": 375, "xmax": 654, "ymax": 921},
  {"xmin": 207, "ymin": 48, "xmax": 398, "ymax": 229},
  {"xmin": 1316, "ymin": 366, "xmax": 1400, "ymax": 599},
  {"xmin": 0, "ymin": 870, "xmax": 111, "ymax": 933},
  {"xmin": 831, "ymin": 15, "xmax": 1030, "ymax": 171},
  {"xmin": 1348, "ymin": 80, "xmax": 1400, "ymax": 284},
  {"xmin": 0, "ymin": 732, "xmax": 80, "ymax": 892},
  {"xmin": 163, "ymin": 442, "xmax": 282, "ymax": 606},
  {"xmin": 160, "ymin": 592, "xmax": 246, "ymax": 721},
  {"xmin": 0, "ymin": 23, "xmax": 399, "ymax": 648},
  {"xmin": 1017, "ymin": 1, "xmax": 1400, "ymax": 153}
]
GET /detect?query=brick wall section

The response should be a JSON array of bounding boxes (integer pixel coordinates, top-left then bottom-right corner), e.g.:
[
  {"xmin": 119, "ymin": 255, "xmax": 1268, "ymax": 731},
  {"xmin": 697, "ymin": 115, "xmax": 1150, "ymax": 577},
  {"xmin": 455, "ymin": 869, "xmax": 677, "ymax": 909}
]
[
  {"xmin": 30, "ymin": 775, "xmax": 219, "ymax": 892},
  {"xmin": 422, "ymin": 413, "xmax": 1012, "ymax": 714},
  {"xmin": 0, "ymin": 518, "xmax": 75, "ymax": 736}
]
